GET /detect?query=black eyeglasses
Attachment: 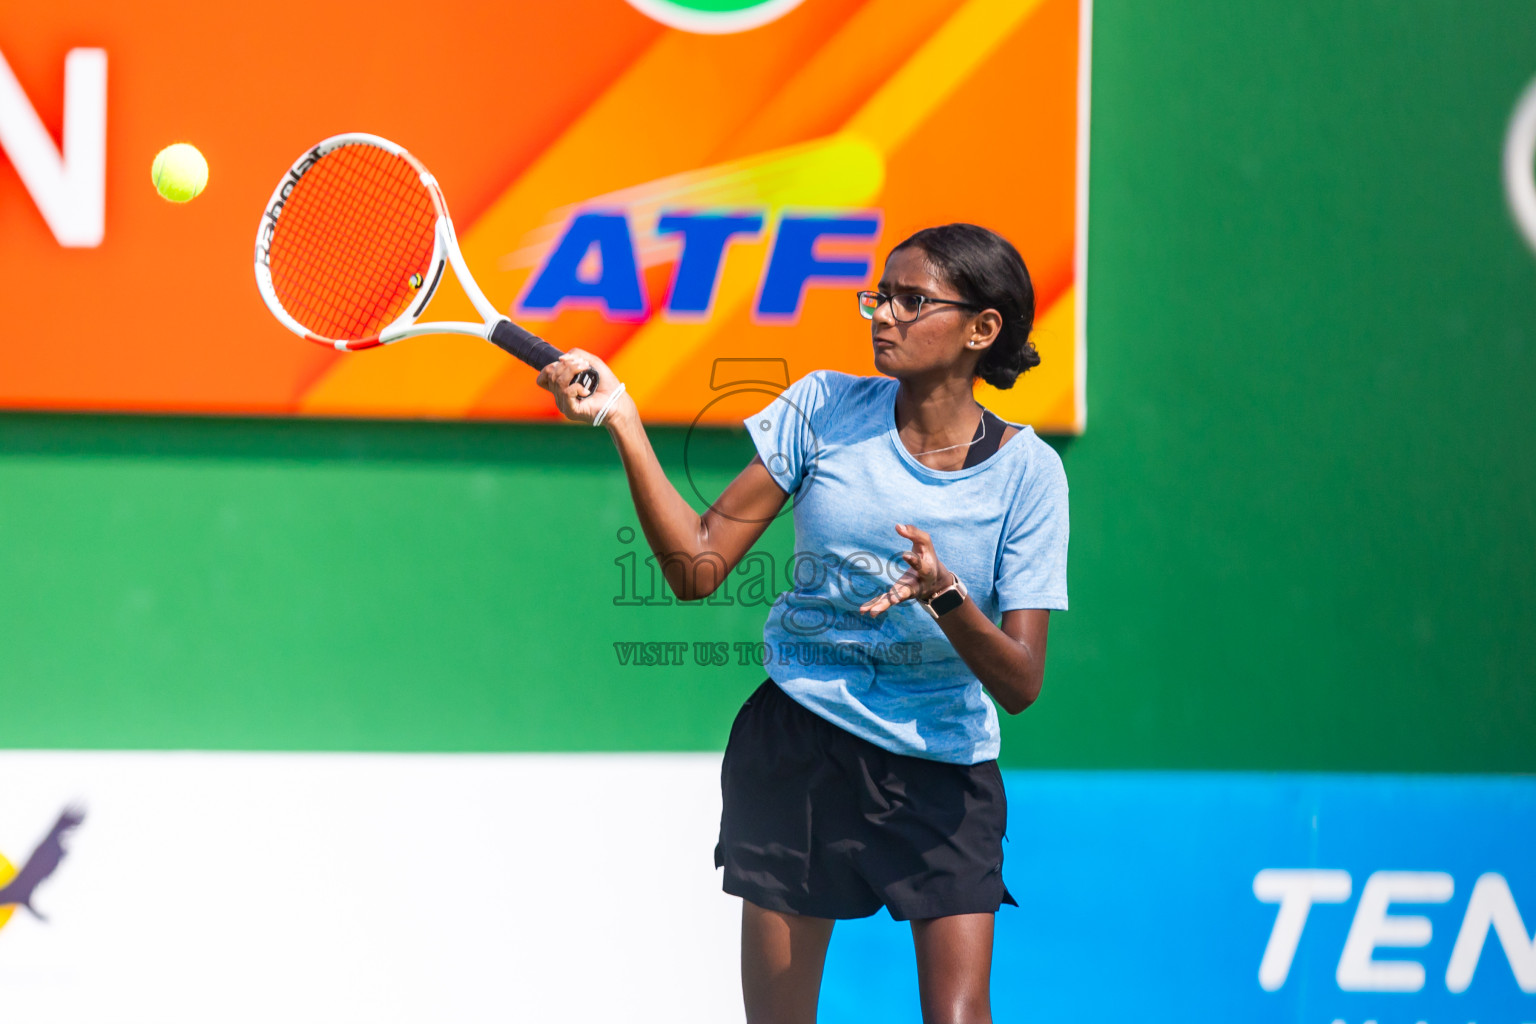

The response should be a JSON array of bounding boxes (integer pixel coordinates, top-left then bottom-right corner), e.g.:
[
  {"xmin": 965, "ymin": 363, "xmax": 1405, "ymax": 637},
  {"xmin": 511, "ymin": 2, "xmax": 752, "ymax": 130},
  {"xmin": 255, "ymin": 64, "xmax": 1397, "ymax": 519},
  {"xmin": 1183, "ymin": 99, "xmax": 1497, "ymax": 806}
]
[{"xmin": 856, "ymin": 290, "xmax": 980, "ymax": 323}]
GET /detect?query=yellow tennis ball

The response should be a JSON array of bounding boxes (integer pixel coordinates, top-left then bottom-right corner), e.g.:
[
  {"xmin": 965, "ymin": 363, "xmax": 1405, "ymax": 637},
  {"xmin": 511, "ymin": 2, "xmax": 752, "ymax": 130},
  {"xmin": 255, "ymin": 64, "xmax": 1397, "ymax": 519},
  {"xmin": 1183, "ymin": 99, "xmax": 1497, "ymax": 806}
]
[{"xmin": 152, "ymin": 143, "xmax": 208, "ymax": 203}]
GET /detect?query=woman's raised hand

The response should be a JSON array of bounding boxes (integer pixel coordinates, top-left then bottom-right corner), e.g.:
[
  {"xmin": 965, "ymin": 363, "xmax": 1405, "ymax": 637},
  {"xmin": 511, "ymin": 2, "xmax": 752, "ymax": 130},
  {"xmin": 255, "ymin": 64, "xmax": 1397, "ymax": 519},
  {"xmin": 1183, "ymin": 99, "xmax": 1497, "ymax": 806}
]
[{"xmin": 859, "ymin": 523, "xmax": 951, "ymax": 617}]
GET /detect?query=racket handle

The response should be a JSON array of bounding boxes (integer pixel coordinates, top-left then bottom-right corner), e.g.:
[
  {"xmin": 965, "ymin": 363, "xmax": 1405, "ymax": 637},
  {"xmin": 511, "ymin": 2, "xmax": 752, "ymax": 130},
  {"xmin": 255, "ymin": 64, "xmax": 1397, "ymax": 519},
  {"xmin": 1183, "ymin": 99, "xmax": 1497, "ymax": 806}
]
[{"xmin": 488, "ymin": 319, "xmax": 600, "ymax": 394}]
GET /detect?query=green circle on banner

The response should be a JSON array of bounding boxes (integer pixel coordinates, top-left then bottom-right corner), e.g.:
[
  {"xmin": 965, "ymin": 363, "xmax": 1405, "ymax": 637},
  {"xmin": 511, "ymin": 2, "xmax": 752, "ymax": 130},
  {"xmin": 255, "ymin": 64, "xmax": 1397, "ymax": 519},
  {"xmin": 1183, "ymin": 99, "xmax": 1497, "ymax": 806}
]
[{"xmin": 623, "ymin": 0, "xmax": 807, "ymax": 34}]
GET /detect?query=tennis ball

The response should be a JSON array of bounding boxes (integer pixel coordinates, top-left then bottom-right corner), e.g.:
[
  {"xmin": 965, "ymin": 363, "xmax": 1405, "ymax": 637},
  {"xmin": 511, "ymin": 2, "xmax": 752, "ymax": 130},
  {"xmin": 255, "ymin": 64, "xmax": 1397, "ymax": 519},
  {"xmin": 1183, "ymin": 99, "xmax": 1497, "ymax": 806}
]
[{"xmin": 151, "ymin": 143, "xmax": 208, "ymax": 203}]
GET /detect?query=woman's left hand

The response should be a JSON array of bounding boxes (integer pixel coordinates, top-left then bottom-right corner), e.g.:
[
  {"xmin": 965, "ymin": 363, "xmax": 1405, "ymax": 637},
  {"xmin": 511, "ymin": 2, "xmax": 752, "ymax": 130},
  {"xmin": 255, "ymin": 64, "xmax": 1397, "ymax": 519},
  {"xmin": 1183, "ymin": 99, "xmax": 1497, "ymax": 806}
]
[{"xmin": 859, "ymin": 523, "xmax": 952, "ymax": 616}]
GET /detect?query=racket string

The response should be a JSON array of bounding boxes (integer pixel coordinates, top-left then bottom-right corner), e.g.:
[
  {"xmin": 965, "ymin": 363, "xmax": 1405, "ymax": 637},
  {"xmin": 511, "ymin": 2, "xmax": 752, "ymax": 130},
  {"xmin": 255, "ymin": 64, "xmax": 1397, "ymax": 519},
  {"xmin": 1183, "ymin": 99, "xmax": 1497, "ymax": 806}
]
[{"xmin": 268, "ymin": 143, "xmax": 439, "ymax": 342}]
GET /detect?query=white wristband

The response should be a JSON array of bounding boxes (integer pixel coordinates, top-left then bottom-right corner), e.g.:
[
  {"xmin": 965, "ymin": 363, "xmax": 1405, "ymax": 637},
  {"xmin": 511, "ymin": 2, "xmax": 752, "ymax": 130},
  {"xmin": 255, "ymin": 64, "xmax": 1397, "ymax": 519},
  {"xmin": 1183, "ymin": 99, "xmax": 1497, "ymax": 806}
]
[{"xmin": 593, "ymin": 381, "xmax": 628, "ymax": 428}]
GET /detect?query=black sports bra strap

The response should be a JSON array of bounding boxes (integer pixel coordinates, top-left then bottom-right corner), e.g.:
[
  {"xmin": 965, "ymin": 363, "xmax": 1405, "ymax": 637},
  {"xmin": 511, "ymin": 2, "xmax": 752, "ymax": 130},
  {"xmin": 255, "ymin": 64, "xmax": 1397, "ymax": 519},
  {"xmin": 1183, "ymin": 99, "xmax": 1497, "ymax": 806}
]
[{"xmin": 961, "ymin": 407, "xmax": 1009, "ymax": 468}]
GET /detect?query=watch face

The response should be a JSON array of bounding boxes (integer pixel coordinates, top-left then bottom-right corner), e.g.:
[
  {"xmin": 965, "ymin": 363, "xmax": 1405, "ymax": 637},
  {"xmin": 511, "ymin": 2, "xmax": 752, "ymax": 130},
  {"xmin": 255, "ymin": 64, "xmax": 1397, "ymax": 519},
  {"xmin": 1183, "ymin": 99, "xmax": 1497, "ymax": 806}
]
[{"xmin": 929, "ymin": 589, "xmax": 965, "ymax": 616}]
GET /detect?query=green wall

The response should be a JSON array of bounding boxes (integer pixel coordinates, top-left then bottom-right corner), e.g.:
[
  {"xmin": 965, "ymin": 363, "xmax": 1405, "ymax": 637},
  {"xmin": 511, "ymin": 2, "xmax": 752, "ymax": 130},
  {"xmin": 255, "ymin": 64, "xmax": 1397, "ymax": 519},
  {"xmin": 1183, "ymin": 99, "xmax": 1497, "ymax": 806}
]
[{"xmin": 2, "ymin": 0, "xmax": 1533, "ymax": 770}]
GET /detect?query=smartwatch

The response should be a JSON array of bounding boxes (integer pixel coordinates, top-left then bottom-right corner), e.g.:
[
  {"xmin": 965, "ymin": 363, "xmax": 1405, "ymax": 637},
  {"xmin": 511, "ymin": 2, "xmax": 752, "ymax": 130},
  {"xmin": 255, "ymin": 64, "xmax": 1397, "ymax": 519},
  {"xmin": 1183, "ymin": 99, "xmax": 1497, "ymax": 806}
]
[{"xmin": 922, "ymin": 572, "xmax": 969, "ymax": 620}]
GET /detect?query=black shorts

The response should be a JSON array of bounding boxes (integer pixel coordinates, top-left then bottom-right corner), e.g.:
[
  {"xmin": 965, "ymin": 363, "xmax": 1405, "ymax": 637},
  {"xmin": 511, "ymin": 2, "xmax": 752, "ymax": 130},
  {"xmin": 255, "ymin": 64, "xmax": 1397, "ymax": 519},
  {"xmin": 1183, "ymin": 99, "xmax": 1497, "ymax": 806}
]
[{"xmin": 714, "ymin": 678, "xmax": 1017, "ymax": 922}]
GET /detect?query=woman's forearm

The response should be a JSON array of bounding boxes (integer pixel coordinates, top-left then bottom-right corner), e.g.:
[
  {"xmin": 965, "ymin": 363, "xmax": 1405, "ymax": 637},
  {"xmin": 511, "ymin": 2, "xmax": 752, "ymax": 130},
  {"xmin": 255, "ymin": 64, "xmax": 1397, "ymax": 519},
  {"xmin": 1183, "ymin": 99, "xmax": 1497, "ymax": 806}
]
[
  {"xmin": 602, "ymin": 400, "xmax": 714, "ymax": 597},
  {"xmin": 936, "ymin": 602, "xmax": 1042, "ymax": 715}
]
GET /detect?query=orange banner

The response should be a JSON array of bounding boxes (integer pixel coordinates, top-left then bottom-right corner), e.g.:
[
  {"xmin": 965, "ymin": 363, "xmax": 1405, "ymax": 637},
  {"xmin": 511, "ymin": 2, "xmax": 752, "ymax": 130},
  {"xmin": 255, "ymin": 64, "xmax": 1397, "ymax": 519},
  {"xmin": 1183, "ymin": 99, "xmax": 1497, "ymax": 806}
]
[{"xmin": 0, "ymin": 0, "xmax": 1086, "ymax": 430}]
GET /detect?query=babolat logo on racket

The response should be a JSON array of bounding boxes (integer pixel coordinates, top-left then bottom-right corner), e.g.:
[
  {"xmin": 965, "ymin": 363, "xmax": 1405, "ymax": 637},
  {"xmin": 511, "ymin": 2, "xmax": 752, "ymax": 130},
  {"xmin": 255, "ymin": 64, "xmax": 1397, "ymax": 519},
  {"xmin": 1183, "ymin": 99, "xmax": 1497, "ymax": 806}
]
[
  {"xmin": 622, "ymin": 0, "xmax": 806, "ymax": 34},
  {"xmin": 0, "ymin": 806, "xmax": 85, "ymax": 931},
  {"xmin": 256, "ymin": 145, "xmax": 325, "ymax": 266}
]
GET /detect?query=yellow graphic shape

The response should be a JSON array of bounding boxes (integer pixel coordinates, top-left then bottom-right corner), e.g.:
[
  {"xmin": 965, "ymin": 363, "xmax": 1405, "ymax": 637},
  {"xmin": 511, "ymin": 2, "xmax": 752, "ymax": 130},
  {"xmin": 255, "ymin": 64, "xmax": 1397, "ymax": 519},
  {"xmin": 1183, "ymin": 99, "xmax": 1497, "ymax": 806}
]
[
  {"xmin": 501, "ymin": 134, "xmax": 885, "ymax": 274},
  {"xmin": 611, "ymin": 0, "xmax": 1047, "ymax": 405},
  {"xmin": 0, "ymin": 849, "xmax": 16, "ymax": 931},
  {"xmin": 842, "ymin": 0, "xmax": 1046, "ymax": 153},
  {"xmin": 975, "ymin": 286, "xmax": 1078, "ymax": 429},
  {"xmin": 720, "ymin": 0, "xmax": 958, "ymax": 158}
]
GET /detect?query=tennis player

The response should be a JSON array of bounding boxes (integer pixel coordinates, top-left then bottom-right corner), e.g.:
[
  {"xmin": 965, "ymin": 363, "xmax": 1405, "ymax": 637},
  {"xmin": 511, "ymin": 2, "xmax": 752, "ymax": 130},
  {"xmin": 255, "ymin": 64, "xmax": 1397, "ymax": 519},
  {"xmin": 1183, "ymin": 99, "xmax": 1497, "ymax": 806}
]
[{"xmin": 537, "ymin": 223, "xmax": 1068, "ymax": 1024}]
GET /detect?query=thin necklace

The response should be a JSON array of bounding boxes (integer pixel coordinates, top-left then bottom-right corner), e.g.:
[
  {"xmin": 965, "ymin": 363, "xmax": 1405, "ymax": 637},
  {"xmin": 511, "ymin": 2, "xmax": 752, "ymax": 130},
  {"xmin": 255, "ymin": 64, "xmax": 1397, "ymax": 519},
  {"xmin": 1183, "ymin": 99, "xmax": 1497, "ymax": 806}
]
[{"xmin": 912, "ymin": 407, "xmax": 986, "ymax": 457}]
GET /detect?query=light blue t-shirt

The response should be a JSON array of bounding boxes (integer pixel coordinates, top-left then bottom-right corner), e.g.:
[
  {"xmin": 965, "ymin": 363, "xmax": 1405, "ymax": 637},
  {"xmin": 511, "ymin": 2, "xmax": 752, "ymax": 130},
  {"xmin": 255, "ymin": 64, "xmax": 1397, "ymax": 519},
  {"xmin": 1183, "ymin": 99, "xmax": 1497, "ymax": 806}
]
[{"xmin": 744, "ymin": 370, "xmax": 1070, "ymax": 765}]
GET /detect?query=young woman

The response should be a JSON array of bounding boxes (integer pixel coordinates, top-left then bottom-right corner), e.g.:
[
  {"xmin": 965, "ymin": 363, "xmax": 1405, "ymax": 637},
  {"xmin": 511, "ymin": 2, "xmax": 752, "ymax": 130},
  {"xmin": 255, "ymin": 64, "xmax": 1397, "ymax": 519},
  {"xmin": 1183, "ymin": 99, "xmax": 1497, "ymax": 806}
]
[{"xmin": 537, "ymin": 223, "xmax": 1069, "ymax": 1024}]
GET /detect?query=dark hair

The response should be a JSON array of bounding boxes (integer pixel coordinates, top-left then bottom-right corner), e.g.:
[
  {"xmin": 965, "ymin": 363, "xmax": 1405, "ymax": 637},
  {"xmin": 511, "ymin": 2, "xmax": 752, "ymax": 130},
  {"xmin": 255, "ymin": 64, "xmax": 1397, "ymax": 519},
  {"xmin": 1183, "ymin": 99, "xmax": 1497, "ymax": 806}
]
[{"xmin": 889, "ymin": 223, "xmax": 1039, "ymax": 389}]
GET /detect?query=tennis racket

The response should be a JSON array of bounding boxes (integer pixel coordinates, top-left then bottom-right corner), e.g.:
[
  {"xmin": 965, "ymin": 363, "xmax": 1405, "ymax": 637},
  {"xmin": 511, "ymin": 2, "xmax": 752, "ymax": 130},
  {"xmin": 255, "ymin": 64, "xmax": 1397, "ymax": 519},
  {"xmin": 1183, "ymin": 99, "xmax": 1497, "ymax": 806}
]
[{"xmin": 253, "ymin": 132, "xmax": 597, "ymax": 393}]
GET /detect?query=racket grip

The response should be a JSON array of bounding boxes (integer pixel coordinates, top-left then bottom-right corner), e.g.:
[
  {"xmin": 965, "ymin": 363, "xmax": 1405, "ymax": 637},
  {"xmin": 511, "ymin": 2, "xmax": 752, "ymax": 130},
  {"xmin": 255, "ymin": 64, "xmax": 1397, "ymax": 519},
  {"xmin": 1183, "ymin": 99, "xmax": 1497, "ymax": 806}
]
[{"xmin": 488, "ymin": 319, "xmax": 600, "ymax": 394}]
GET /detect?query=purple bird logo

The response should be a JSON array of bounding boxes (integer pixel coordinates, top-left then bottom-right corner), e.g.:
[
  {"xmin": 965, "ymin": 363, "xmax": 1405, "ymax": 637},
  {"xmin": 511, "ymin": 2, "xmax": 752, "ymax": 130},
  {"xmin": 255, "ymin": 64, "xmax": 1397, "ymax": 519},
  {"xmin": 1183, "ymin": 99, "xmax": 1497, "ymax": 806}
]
[{"xmin": 0, "ymin": 806, "xmax": 85, "ymax": 931}]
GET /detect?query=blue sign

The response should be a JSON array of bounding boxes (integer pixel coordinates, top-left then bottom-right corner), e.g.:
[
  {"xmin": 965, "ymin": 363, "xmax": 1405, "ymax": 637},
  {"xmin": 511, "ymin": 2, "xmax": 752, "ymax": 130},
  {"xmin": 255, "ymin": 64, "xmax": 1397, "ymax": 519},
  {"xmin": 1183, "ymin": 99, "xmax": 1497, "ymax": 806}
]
[{"xmin": 821, "ymin": 772, "xmax": 1536, "ymax": 1024}]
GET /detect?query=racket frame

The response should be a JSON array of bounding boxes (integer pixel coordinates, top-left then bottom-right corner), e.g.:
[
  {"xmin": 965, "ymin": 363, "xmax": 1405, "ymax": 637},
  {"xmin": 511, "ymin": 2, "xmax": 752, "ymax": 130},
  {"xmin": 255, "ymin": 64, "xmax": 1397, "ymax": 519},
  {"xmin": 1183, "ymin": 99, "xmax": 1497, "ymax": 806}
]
[{"xmin": 253, "ymin": 132, "xmax": 508, "ymax": 352}]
